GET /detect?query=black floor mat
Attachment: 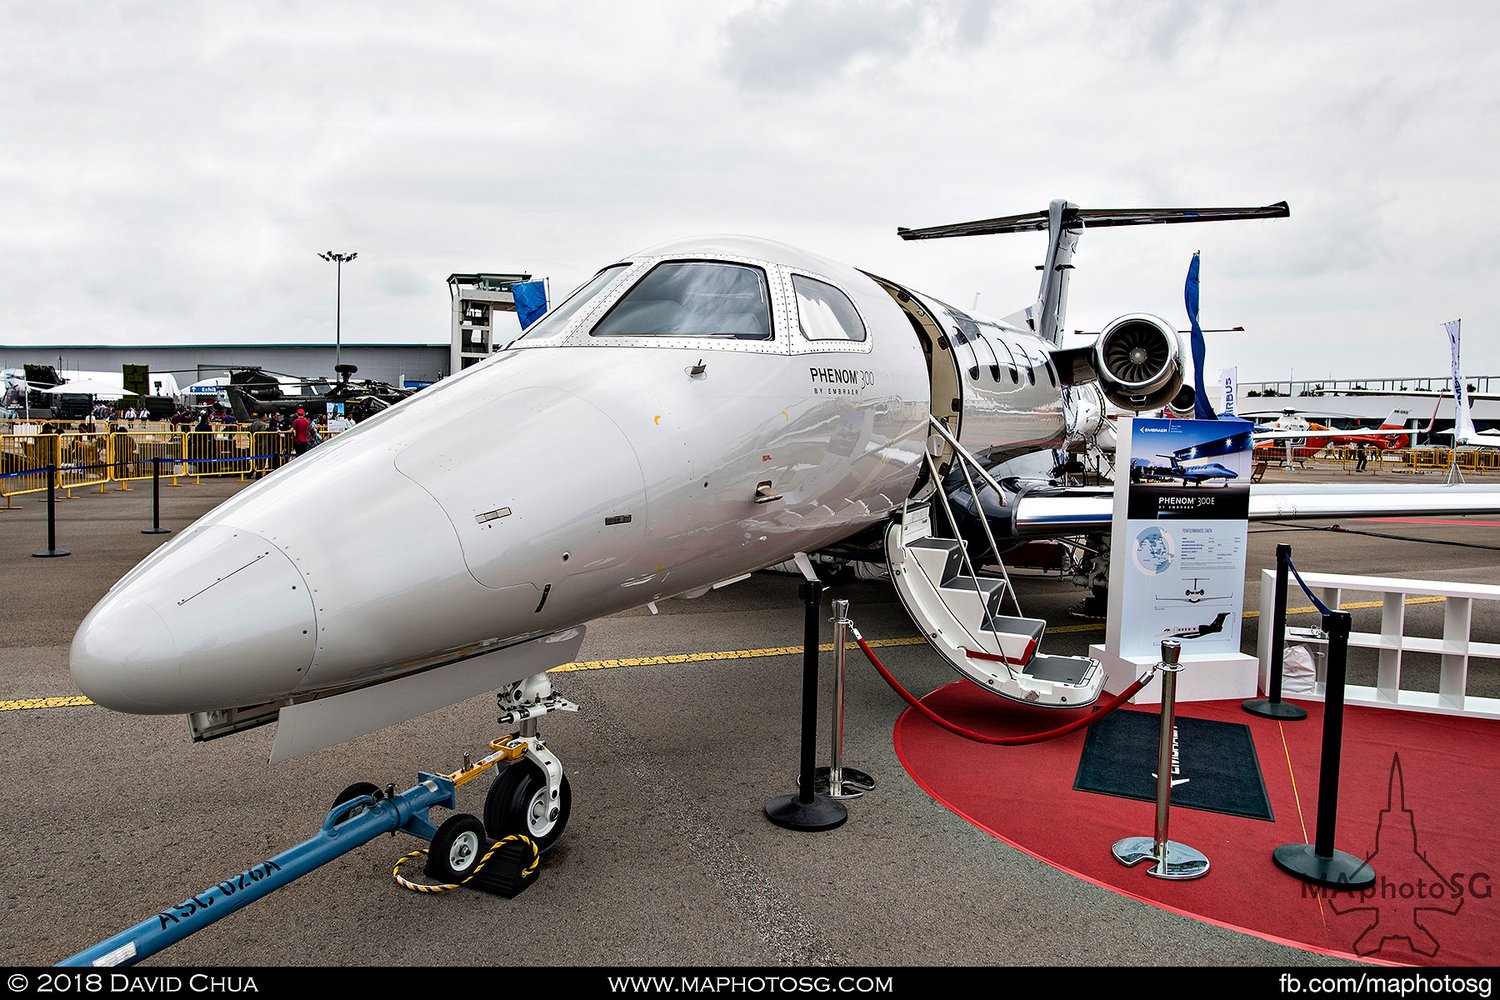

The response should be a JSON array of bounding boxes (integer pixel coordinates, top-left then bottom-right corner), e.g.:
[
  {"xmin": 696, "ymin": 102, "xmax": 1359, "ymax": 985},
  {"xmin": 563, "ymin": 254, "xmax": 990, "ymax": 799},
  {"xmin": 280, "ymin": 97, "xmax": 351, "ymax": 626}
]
[{"xmin": 1074, "ymin": 709, "xmax": 1274, "ymax": 821}]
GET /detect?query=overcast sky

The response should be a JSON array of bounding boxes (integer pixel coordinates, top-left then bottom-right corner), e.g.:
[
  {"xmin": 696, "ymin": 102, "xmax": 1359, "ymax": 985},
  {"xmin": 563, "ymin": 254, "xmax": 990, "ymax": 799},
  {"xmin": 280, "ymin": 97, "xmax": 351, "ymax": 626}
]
[{"xmin": 4, "ymin": 1, "xmax": 1497, "ymax": 385}]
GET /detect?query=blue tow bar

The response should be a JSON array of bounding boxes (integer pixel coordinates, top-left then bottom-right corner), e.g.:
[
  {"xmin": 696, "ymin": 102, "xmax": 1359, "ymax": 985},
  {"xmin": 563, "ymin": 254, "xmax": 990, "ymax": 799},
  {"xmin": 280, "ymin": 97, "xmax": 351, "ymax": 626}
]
[{"xmin": 60, "ymin": 773, "xmax": 457, "ymax": 968}]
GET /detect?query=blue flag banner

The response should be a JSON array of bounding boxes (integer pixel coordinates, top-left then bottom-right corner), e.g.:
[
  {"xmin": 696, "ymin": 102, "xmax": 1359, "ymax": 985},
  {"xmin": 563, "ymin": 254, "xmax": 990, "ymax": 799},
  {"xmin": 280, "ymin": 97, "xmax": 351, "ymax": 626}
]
[
  {"xmin": 513, "ymin": 280, "xmax": 549, "ymax": 330},
  {"xmin": 1185, "ymin": 252, "xmax": 1217, "ymax": 419}
]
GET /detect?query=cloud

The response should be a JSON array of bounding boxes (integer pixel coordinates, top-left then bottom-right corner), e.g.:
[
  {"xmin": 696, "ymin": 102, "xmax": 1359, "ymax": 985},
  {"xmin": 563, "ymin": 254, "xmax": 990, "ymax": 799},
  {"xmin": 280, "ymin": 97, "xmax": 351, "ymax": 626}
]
[{"xmin": 719, "ymin": 0, "xmax": 998, "ymax": 92}]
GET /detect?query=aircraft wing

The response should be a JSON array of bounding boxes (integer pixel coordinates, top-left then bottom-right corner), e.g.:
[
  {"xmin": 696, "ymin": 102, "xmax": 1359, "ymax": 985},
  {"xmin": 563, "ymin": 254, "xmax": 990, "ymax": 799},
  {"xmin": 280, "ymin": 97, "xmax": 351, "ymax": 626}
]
[{"xmin": 1003, "ymin": 483, "xmax": 1500, "ymax": 537}]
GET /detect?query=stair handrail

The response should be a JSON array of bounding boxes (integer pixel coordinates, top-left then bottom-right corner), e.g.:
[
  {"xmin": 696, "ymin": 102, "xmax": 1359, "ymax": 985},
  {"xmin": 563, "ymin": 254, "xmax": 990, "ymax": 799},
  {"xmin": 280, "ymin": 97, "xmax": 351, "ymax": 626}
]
[
  {"xmin": 927, "ymin": 415, "xmax": 1024, "ymax": 618},
  {"xmin": 923, "ymin": 450, "xmax": 1018, "ymax": 683}
]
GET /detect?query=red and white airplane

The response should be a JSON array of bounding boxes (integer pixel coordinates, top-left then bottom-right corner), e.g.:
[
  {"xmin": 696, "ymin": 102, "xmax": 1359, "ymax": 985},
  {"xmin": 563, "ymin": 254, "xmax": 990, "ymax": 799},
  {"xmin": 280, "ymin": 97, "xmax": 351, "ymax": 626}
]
[{"xmin": 1252, "ymin": 407, "xmax": 1418, "ymax": 462}]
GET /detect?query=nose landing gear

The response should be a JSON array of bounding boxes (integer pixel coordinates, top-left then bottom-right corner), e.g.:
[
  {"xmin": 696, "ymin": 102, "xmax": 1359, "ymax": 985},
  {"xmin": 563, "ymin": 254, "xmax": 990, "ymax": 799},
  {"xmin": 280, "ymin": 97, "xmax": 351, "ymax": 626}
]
[{"xmin": 482, "ymin": 672, "xmax": 578, "ymax": 852}]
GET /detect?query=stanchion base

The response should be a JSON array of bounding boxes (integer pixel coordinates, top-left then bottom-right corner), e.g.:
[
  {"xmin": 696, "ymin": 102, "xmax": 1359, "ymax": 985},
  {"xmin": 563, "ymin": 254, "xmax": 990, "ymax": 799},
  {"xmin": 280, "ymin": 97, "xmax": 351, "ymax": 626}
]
[
  {"xmin": 1112, "ymin": 836, "xmax": 1210, "ymax": 880},
  {"xmin": 1242, "ymin": 698, "xmax": 1308, "ymax": 720},
  {"xmin": 141, "ymin": 527, "xmax": 172, "ymax": 535},
  {"xmin": 764, "ymin": 793, "xmax": 847, "ymax": 832},
  {"xmin": 809, "ymin": 766, "xmax": 876, "ymax": 800},
  {"xmin": 1272, "ymin": 842, "xmax": 1375, "ymax": 889},
  {"xmin": 32, "ymin": 549, "xmax": 71, "ymax": 558}
]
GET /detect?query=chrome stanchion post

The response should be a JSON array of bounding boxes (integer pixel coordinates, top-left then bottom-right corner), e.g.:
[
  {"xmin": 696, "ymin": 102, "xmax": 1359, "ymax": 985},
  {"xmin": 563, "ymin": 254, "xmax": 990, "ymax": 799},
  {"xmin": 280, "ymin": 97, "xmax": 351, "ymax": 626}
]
[
  {"xmin": 1111, "ymin": 639, "xmax": 1209, "ymax": 880},
  {"xmin": 814, "ymin": 599, "xmax": 875, "ymax": 800}
]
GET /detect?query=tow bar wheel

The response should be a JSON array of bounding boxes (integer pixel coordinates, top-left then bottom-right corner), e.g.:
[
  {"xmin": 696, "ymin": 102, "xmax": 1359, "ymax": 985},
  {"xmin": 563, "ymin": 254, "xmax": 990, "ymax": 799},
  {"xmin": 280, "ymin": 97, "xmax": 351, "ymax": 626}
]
[
  {"xmin": 485, "ymin": 760, "xmax": 572, "ymax": 852},
  {"xmin": 329, "ymin": 782, "xmax": 382, "ymax": 824},
  {"xmin": 425, "ymin": 814, "xmax": 488, "ymax": 883}
]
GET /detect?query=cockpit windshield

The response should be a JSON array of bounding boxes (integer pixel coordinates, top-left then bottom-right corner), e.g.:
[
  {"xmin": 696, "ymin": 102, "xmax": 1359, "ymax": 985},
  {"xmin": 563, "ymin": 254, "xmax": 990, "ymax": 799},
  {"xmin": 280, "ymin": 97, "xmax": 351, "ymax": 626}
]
[
  {"xmin": 512, "ymin": 265, "xmax": 629, "ymax": 344},
  {"xmin": 591, "ymin": 261, "xmax": 773, "ymax": 340}
]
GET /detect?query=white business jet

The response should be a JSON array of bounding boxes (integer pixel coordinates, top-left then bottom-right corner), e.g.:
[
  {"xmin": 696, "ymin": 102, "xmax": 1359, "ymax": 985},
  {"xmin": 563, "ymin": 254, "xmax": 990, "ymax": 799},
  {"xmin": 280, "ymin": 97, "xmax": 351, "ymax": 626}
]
[{"xmin": 70, "ymin": 201, "xmax": 1500, "ymax": 849}]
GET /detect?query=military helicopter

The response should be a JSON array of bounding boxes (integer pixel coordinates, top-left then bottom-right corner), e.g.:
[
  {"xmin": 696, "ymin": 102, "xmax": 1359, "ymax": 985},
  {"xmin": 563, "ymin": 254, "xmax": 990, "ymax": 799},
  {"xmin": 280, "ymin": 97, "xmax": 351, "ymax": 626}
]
[{"xmin": 222, "ymin": 364, "xmax": 414, "ymax": 423}]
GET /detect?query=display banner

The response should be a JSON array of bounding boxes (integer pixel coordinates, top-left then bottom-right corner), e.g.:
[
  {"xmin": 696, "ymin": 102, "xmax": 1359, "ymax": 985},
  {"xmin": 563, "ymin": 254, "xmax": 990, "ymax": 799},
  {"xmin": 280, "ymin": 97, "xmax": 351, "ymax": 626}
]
[
  {"xmin": 1113, "ymin": 416, "xmax": 1253, "ymax": 659},
  {"xmin": 1219, "ymin": 366, "xmax": 1238, "ymax": 416},
  {"xmin": 1446, "ymin": 318, "xmax": 1465, "ymax": 424}
]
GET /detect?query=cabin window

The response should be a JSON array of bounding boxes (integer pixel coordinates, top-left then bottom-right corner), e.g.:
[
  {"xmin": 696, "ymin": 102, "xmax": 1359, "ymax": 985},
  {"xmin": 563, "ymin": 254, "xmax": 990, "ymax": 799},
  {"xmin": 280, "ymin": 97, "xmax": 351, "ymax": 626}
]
[
  {"xmin": 592, "ymin": 261, "xmax": 772, "ymax": 339},
  {"xmin": 514, "ymin": 265, "xmax": 629, "ymax": 343},
  {"xmin": 793, "ymin": 275, "xmax": 866, "ymax": 342}
]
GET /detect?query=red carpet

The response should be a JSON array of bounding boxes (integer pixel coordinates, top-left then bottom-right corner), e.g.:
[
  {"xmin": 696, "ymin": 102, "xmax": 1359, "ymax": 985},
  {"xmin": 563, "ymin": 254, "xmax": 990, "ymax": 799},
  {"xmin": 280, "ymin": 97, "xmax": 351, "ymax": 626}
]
[{"xmin": 893, "ymin": 686, "xmax": 1500, "ymax": 966}]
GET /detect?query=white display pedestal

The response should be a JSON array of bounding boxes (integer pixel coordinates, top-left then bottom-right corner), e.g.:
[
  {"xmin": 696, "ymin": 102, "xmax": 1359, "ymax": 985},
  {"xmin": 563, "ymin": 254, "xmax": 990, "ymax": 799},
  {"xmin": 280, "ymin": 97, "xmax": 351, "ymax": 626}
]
[{"xmin": 1091, "ymin": 643, "xmax": 1259, "ymax": 705}]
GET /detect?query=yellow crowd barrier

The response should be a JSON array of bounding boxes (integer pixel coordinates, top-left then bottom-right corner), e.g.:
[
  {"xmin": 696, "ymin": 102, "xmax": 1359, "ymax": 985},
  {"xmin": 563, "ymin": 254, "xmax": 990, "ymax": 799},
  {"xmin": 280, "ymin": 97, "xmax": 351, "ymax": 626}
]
[{"xmin": 0, "ymin": 429, "xmax": 297, "ymax": 506}]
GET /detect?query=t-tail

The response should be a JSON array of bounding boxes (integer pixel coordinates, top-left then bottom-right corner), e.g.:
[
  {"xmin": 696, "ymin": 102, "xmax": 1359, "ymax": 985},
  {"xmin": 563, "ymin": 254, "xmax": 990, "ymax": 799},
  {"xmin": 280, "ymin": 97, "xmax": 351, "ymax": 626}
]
[{"xmin": 897, "ymin": 200, "xmax": 1291, "ymax": 347}]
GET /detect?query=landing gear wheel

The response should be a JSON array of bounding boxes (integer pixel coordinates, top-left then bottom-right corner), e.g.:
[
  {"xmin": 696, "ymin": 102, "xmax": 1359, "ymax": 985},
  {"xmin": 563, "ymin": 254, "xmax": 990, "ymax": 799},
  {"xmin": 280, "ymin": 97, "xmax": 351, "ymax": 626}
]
[
  {"xmin": 485, "ymin": 760, "xmax": 571, "ymax": 852},
  {"xmin": 425, "ymin": 813, "xmax": 488, "ymax": 883},
  {"xmin": 329, "ymin": 782, "xmax": 381, "ymax": 824}
]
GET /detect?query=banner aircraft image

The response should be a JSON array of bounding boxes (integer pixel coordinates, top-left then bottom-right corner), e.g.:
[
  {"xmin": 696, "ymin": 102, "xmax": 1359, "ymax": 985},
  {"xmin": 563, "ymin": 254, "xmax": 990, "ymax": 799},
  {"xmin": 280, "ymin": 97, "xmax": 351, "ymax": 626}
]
[
  {"xmin": 1158, "ymin": 612, "xmax": 1232, "ymax": 640},
  {"xmin": 1128, "ymin": 455, "xmax": 1239, "ymax": 486},
  {"xmin": 69, "ymin": 200, "xmax": 1500, "ymax": 856}
]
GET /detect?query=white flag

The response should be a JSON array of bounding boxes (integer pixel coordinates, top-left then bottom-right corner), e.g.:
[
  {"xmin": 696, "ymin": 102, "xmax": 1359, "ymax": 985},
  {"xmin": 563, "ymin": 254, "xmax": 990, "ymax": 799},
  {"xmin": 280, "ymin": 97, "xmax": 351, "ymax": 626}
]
[
  {"xmin": 1219, "ymin": 366, "xmax": 1238, "ymax": 416},
  {"xmin": 1446, "ymin": 319, "xmax": 1469, "ymax": 438}
]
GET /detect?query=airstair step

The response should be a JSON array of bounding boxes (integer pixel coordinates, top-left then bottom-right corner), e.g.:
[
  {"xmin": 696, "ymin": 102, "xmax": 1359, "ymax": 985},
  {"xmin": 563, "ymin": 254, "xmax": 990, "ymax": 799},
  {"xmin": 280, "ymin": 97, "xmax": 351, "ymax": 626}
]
[
  {"xmin": 962, "ymin": 615, "xmax": 1046, "ymax": 666},
  {"xmin": 938, "ymin": 575, "xmax": 1009, "ymax": 622},
  {"xmin": 906, "ymin": 536, "xmax": 963, "ymax": 582},
  {"xmin": 1022, "ymin": 653, "xmax": 1095, "ymax": 686}
]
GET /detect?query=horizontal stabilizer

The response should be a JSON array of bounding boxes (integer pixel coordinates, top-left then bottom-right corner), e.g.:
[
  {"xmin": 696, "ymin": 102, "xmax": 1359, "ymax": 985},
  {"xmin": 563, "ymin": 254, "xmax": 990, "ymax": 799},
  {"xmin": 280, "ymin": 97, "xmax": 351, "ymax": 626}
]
[{"xmin": 897, "ymin": 202, "xmax": 1290, "ymax": 241}]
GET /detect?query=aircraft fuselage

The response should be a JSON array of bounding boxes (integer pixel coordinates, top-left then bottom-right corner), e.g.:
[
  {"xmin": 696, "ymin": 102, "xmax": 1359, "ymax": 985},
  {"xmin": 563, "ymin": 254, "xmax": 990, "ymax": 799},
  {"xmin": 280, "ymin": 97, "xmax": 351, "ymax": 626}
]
[{"xmin": 71, "ymin": 236, "xmax": 1071, "ymax": 722}]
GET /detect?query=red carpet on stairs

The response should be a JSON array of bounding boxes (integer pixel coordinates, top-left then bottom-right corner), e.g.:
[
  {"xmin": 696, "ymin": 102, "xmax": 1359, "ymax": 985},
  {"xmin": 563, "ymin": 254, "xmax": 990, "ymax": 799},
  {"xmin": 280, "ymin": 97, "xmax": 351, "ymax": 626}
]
[{"xmin": 893, "ymin": 685, "xmax": 1500, "ymax": 966}]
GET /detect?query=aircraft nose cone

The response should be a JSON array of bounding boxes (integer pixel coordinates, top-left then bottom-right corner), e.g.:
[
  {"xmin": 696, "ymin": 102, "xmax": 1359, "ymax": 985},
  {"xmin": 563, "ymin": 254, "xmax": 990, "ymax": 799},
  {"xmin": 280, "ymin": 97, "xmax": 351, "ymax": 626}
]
[{"xmin": 70, "ymin": 525, "xmax": 317, "ymax": 714}]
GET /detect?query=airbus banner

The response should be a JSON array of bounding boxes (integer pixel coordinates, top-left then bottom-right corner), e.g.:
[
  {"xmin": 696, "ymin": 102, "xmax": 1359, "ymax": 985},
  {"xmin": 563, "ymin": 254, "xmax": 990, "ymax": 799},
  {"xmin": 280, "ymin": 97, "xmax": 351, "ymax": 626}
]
[
  {"xmin": 1220, "ymin": 366, "xmax": 1238, "ymax": 416},
  {"xmin": 1114, "ymin": 417, "xmax": 1253, "ymax": 659},
  {"xmin": 1446, "ymin": 319, "xmax": 1464, "ymax": 419}
]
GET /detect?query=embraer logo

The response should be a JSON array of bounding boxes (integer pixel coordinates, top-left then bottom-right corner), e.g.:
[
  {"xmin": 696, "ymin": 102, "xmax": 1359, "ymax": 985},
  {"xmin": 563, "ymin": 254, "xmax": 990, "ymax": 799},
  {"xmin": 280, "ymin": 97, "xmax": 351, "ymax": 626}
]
[
  {"xmin": 809, "ymin": 367, "xmax": 874, "ymax": 395},
  {"xmin": 1151, "ymin": 725, "xmax": 1189, "ymax": 787}
]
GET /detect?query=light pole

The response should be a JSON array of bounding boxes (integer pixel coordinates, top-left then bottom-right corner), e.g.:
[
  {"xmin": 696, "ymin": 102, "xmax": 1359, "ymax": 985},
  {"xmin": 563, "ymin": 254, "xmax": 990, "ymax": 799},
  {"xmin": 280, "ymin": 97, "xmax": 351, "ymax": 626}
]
[{"xmin": 318, "ymin": 251, "xmax": 357, "ymax": 371}]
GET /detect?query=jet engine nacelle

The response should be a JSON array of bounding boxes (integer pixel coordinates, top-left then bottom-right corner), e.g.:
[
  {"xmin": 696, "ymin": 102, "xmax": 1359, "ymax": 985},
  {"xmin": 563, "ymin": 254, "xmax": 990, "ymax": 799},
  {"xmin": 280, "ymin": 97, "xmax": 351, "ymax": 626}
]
[{"xmin": 1092, "ymin": 313, "xmax": 1184, "ymax": 413}]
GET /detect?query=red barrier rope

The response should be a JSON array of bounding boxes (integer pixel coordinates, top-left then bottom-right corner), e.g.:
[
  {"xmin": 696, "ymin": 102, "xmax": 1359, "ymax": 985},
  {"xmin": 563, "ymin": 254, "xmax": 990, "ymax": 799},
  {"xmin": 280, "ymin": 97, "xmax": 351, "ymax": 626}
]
[{"xmin": 853, "ymin": 630, "xmax": 1152, "ymax": 746}]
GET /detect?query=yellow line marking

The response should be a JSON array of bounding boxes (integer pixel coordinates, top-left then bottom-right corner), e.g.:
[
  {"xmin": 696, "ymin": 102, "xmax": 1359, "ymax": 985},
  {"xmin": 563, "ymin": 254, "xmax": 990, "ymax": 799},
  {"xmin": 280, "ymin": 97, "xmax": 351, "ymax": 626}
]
[
  {"xmin": 0, "ymin": 595, "xmax": 1452, "ymax": 711},
  {"xmin": 551, "ymin": 636, "xmax": 927, "ymax": 673},
  {"xmin": 1279, "ymin": 719, "xmax": 1327, "ymax": 927},
  {"xmin": 0, "ymin": 696, "xmax": 93, "ymax": 712}
]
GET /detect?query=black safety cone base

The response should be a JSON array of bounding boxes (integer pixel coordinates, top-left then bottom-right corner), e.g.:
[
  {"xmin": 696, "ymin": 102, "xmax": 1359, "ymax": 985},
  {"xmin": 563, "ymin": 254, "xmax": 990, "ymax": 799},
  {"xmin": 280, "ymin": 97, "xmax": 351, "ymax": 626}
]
[
  {"xmin": 765, "ymin": 792, "xmax": 847, "ymax": 831},
  {"xmin": 33, "ymin": 549, "xmax": 70, "ymax": 558},
  {"xmin": 1242, "ymin": 698, "xmax": 1308, "ymax": 720},
  {"xmin": 1273, "ymin": 843, "xmax": 1375, "ymax": 890}
]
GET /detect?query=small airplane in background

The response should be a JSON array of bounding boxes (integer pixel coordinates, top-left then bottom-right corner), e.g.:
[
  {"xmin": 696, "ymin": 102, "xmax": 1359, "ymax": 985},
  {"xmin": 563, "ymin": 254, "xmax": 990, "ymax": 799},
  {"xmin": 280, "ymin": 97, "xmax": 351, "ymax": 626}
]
[{"xmin": 1159, "ymin": 612, "xmax": 1232, "ymax": 640}]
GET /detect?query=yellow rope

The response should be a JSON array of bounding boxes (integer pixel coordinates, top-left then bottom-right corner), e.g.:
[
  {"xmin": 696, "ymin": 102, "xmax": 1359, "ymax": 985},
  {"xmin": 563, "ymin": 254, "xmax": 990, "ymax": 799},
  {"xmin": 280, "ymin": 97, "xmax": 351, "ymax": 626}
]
[{"xmin": 391, "ymin": 834, "xmax": 539, "ymax": 893}]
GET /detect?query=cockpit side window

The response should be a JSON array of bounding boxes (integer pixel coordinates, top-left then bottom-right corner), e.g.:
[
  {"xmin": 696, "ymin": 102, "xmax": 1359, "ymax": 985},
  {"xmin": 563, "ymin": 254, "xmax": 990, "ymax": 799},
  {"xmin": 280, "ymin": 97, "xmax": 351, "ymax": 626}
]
[
  {"xmin": 792, "ymin": 275, "xmax": 866, "ymax": 342},
  {"xmin": 591, "ymin": 261, "xmax": 773, "ymax": 340},
  {"xmin": 513, "ymin": 264, "xmax": 629, "ymax": 344}
]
